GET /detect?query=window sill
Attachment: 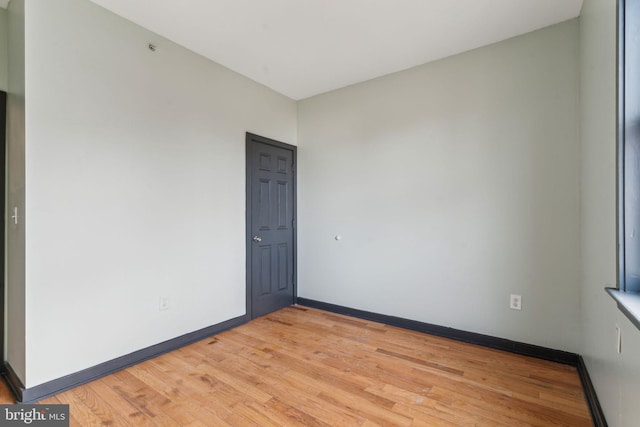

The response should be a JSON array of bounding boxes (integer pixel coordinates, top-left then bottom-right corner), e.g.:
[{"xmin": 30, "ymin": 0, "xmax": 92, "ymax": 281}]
[{"xmin": 606, "ymin": 287, "xmax": 640, "ymax": 332}]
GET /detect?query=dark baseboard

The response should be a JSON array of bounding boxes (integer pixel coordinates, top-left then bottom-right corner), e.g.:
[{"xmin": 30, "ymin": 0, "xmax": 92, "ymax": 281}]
[
  {"xmin": 577, "ymin": 356, "xmax": 608, "ymax": 427},
  {"xmin": 2, "ymin": 362, "xmax": 24, "ymax": 403},
  {"xmin": 296, "ymin": 297, "xmax": 607, "ymax": 426},
  {"xmin": 2, "ymin": 314, "xmax": 248, "ymax": 404},
  {"xmin": 297, "ymin": 298, "xmax": 578, "ymax": 364}
]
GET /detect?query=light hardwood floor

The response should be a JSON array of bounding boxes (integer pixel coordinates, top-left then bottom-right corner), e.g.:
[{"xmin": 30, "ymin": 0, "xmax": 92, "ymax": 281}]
[{"xmin": 1, "ymin": 306, "xmax": 592, "ymax": 426}]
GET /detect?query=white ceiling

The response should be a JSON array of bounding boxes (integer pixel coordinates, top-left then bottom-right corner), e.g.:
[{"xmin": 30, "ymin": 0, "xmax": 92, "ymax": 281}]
[{"xmin": 59, "ymin": 1, "xmax": 584, "ymax": 100}]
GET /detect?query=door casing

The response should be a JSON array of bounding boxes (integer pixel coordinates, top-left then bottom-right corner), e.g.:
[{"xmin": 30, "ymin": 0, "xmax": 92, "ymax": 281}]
[{"xmin": 0, "ymin": 91, "xmax": 6, "ymax": 362}]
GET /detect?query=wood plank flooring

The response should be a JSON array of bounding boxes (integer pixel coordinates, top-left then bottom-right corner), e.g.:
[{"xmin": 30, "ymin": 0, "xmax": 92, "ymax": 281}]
[{"xmin": 0, "ymin": 306, "xmax": 593, "ymax": 426}]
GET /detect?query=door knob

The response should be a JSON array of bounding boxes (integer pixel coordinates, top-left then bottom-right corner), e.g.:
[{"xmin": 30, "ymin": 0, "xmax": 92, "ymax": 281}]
[{"xmin": 252, "ymin": 236, "xmax": 262, "ymax": 242}]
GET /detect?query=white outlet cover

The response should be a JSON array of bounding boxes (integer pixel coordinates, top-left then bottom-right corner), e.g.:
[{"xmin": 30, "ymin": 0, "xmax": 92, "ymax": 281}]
[{"xmin": 510, "ymin": 294, "xmax": 522, "ymax": 310}]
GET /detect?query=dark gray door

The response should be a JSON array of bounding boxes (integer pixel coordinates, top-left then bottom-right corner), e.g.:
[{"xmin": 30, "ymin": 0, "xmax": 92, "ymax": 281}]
[{"xmin": 246, "ymin": 133, "xmax": 296, "ymax": 318}]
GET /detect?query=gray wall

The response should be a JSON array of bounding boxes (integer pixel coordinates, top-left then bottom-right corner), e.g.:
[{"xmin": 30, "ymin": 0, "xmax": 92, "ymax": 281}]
[
  {"xmin": 6, "ymin": 0, "xmax": 25, "ymax": 384},
  {"xmin": 297, "ymin": 20, "xmax": 581, "ymax": 353},
  {"xmin": 579, "ymin": 0, "xmax": 640, "ymax": 425},
  {"xmin": 15, "ymin": 0, "xmax": 297, "ymax": 387},
  {"xmin": 0, "ymin": 7, "xmax": 7, "ymax": 92}
]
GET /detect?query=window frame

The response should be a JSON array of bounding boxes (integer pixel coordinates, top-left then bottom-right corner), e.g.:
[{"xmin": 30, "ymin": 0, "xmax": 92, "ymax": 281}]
[
  {"xmin": 611, "ymin": 0, "xmax": 640, "ymax": 331},
  {"xmin": 618, "ymin": 0, "xmax": 625, "ymax": 292},
  {"xmin": 617, "ymin": 0, "xmax": 640, "ymax": 294}
]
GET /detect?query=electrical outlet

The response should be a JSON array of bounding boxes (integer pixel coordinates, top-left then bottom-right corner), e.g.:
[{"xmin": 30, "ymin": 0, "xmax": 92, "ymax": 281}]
[
  {"xmin": 510, "ymin": 294, "xmax": 522, "ymax": 311},
  {"xmin": 159, "ymin": 296, "xmax": 170, "ymax": 311}
]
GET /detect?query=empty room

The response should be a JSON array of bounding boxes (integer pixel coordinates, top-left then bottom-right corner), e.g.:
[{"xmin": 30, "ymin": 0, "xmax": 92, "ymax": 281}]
[{"xmin": 0, "ymin": 0, "xmax": 637, "ymax": 425}]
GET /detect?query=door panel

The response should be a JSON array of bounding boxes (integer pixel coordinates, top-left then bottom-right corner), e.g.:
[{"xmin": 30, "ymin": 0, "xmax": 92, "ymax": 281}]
[{"xmin": 247, "ymin": 133, "xmax": 296, "ymax": 318}]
